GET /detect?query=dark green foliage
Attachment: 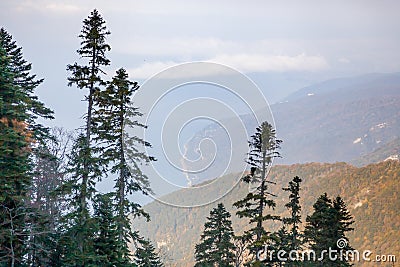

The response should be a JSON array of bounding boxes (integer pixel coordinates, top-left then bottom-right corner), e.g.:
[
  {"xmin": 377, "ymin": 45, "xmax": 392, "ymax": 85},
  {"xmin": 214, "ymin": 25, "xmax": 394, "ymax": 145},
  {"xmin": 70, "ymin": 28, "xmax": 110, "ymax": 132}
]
[
  {"xmin": 233, "ymin": 121, "xmax": 282, "ymax": 263},
  {"xmin": 0, "ymin": 28, "xmax": 53, "ymax": 266},
  {"xmin": 92, "ymin": 68, "xmax": 154, "ymax": 262},
  {"xmin": 0, "ymin": 41, "xmax": 29, "ymax": 267},
  {"xmin": 58, "ymin": 134, "xmax": 99, "ymax": 266},
  {"xmin": 332, "ymin": 197, "xmax": 354, "ymax": 242},
  {"xmin": 304, "ymin": 193, "xmax": 335, "ymax": 265},
  {"xmin": 92, "ymin": 68, "xmax": 154, "ymax": 214},
  {"xmin": 66, "ymin": 7, "xmax": 111, "ymax": 215},
  {"xmin": 304, "ymin": 193, "xmax": 354, "ymax": 266},
  {"xmin": 134, "ymin": 238, "xmax": 164, "ymax": 267},
  {"xmin": 23, "ymin": 206, "xmax": 56, "ymax": 266},
  {"xmin": 67, "ymin": 8, "xmax": 110, "ymax": 144},
  {"xmin": 67, "ymin": 9, "xmax": 110, "ymax": 95},
  {"xmin": 194, "ymin": 203, "xmax": 236, "ymax": 266},
  {"xmin": 61, "ymin": 9, "xmax": 111, "ymax": 264},
  {"xmin": 281, "ymin": 176, "xmax": 303, "ymax": 266},
  {"xmin": 0, "ymin": 28, "xmax": 54, "ymax": 142},
  {"xmin": 92, "ymin": 193, "xmax": 135, "ymax": 266}
]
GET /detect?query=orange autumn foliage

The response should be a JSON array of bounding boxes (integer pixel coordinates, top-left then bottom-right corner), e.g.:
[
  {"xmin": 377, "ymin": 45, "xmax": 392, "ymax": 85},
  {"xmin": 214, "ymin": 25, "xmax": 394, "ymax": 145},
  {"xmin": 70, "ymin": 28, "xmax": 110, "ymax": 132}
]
[{"xmin": 0, "ymin": 117, "xmax": 34, "ymax": 151}]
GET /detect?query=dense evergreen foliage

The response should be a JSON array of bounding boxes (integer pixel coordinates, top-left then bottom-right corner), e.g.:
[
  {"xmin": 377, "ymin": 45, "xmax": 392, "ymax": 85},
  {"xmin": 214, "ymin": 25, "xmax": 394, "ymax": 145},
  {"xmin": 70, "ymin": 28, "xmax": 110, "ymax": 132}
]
[
  {"xmin": 92, "ymin": 67, "xmax": 155, "ymax": 263},
  {"xmin": 134, "ymin": 238, "xmax": 164, "ymax": 267},
  {"xmin": 194, "ymin": 203, "xmax": 236, "ymax": 266},
  {"xmin": 0, "ymin": 27, "xmax": 54, "ymax": 266},
  {"xmin": 304, "ymin": 194, "xmax": 354, "ymax": 266}
]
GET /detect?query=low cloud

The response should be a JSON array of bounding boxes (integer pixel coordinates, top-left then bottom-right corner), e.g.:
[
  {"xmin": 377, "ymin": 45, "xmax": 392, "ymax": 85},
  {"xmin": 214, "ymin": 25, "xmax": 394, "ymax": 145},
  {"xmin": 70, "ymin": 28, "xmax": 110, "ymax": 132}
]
[
  {"xmin": 44, "ymin": 3, "xmax": 82, "ymax": 13},
  {"xmin": 10, "ymin": 0, "xmax": 84, "ymax": 14},
  {"xmin": 210, "ymin": 53, "xmax": 328, "ymax": 73},
  {"xmin": 128, "ymin": 53, "xmax": 329, "ymax": 79},
  {"xmin": 127, "ymin": 61, "xmax": 178, "ymax": 80}
]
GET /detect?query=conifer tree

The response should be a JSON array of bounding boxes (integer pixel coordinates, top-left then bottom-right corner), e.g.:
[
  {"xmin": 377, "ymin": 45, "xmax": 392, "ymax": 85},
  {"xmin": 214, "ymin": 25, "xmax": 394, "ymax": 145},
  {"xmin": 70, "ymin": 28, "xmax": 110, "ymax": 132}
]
[
  {"xmin": 233, "ymin": 121, "xmax": 282, "ymax": 264},
  {"xmin": 282, "ymin": 176, "xmax": 303, "ymax": 266},
  {"xmin": 0, "ymin": 29, "xmax": 53, "ymax": 266},
  {"xmin": 304, "ymin": 193, "xmax": 334, "ymax": 266},
  {"xmin": 134, "ymin": 238, "xmax": 164, "ymax": 267},
  {"xmin": 332, "ymin": 196, "xmax": 355, "ymax": 266},
  {"xmin": 66, "ymin": 7, "xmax": 110, "ymax": 220},
  {"xmin": 92, "ymin": 193, "xmax": 133, "ymax": 266},
  {"xmin": 63, "ymin": 9, "xmax": 111, "ymax": 264},
  {"xmin": 92, "ymin": 68, "xmax": 154, "ymax": 261},
  {"xmin": 0, "ymin": 28, "xmax": 54, "ymax": 141},
  {"xmin": 304, "ymin": 193, "xmax": 354, "ymax": 266},
  {"xmin": 59, "ymin": 134, "xmax": 99, "ymax": 266},
  {"xmin": 194, "ymin": 203, "xmax": 236, "ymax": 267}
]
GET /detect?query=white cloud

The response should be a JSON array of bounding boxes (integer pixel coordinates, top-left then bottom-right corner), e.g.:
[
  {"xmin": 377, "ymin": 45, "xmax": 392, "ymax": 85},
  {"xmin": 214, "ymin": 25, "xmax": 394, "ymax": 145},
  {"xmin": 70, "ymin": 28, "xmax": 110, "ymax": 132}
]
[
  {"xmin": 10, "ymin": 0, "xmax": 84, "ymax": 14},
  {"xmin": 114, "ymin": 37, "xmax": 239, "ymax": 58},
  {"xmin": 128, "ymin": 61, "xmax": 179, "ymax": 79},
  {"xmin": 209, "ymin": 53, "xmax": 328, "ymax": 73},
  {"xmin": 44, "ymin": 3, "xmax": 82, "ymax": 13},
  {"xmin": 127, "ymin": 61, "xmax": 233, "ymax": 80},
  {"xmin": 128, "ymin": 53, "xmax": 329, "ymax": 79}
]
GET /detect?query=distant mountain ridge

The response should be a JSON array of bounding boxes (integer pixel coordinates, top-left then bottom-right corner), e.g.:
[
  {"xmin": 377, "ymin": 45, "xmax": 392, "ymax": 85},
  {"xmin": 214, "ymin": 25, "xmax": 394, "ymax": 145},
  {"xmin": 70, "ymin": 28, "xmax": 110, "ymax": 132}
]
[
  {"xmin": 273, "ymin": 72, "xmax": 400, "ymax": 163},
  {"xmin": 180, "ymin": 73, "xmax": 400, "ymax": 184},
  {"xmin": 283, "ymin": 72, "xmax": 400, "ymax": 102},
  {"xmin": 350, "ymin": 137, "xmax": 400, "ymax": 166}
]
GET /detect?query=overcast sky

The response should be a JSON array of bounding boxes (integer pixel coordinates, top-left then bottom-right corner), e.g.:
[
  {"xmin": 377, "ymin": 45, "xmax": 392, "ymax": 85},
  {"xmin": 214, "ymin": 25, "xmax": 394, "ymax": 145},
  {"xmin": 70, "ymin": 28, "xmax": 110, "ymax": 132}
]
[{"xmin": 1, "ymin": 0, "xmax": 400, "ymax": 129}]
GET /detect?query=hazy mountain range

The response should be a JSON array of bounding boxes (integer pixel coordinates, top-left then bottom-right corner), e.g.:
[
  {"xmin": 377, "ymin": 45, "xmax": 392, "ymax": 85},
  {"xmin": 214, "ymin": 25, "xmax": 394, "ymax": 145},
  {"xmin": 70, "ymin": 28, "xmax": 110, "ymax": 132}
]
[
  {"xmin": 181, "ymin": 72, "xmax": 400, "ymax": 184},
  {"xmin": 132, "ymin": 73, "xmax": 400, "ymax": 266}
]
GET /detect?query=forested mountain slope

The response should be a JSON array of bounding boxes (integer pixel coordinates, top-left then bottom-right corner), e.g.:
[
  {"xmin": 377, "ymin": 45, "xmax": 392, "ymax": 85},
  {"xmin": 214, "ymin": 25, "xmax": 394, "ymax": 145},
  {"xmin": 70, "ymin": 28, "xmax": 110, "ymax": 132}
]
[{"xmin": 134, "ymin": 161, "xmax": 400, "ymax": 266}]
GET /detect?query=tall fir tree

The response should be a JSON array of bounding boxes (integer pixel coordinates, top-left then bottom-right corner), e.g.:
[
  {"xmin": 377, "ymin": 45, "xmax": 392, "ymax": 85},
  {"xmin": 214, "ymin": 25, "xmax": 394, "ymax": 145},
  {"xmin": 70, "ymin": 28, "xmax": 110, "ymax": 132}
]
[
  {"xmin": 233, "ymin": 121, "xmax": 282, "ymax": 264},
  {"xmin": 0, "ymin": 28, "xmax": 53, "ymax": 266},
  {"xmin": 62, "ymin": 9, "xmax": 111, "ymax": 264},
  {"xmin": 66, "ymin": 7, "xmax": 110, "ymax": 219},
  {"xmin": 194, "ymin": 203, "xmax": 236, "ymax": 267},
  {"xmin": 134, "ymin": 238, "xmax": 164, "ymax": 267},
  {"xmin": 304, "ymin": 193, "xmax": 354, "ymax": 267},
  {"xmin": 281, "ymin": 176, "xmax": 303, "ymax": 266},
  {"xmin": 92, "ymin": 68, "xmax": 154, "ymax": 262}
]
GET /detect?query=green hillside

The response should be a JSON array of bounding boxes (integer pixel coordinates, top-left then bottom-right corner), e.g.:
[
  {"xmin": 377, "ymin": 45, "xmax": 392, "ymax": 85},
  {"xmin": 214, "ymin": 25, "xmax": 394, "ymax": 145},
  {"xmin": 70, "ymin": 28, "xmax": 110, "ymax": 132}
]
[{"xmin": 133, "ymin": 161, "xmax": 400, "ymax": 266}]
